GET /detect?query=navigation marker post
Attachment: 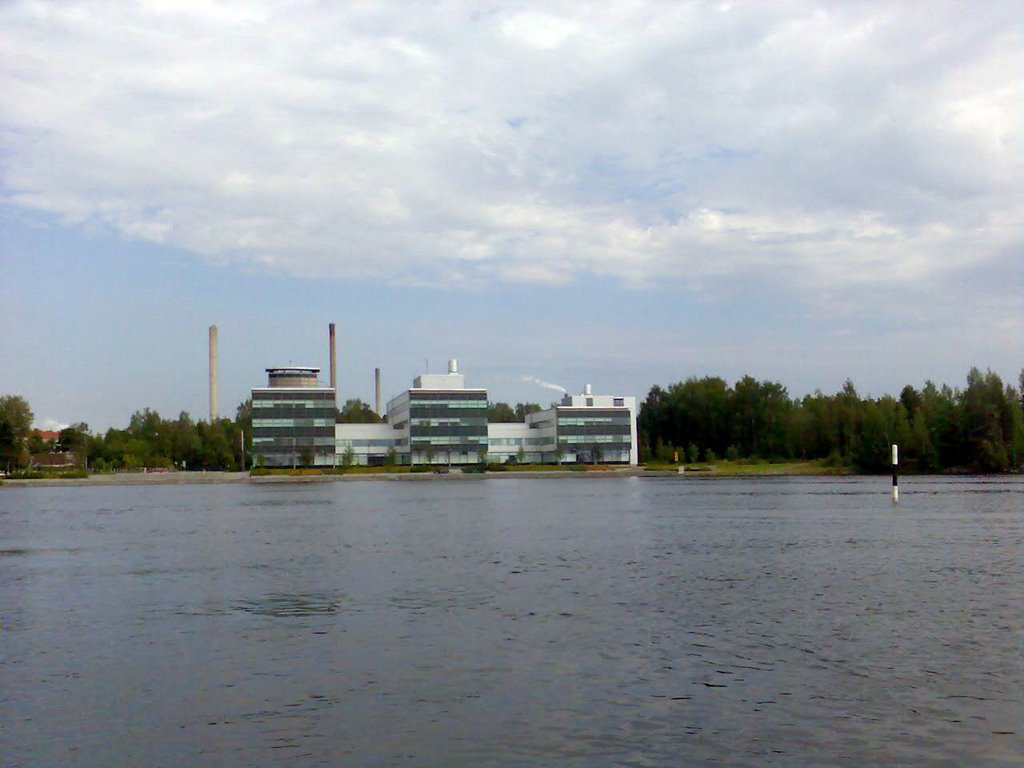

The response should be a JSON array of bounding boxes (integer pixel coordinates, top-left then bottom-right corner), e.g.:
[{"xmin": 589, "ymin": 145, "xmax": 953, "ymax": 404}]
[{"xmin": 891, "ymin": 444, "xmax": 899, "ymax": 503}]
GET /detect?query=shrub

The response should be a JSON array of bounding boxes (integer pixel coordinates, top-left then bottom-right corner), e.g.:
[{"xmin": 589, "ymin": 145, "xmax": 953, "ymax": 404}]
[{"xmin": 823, "ymin": 450, "xmax": 845, "ymax": 468}]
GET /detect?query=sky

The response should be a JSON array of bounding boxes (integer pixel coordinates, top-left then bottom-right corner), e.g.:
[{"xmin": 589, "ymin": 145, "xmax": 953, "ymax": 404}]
[{"xmin": 1, "ymin": 0, "xmax": 1021, "ymax": 432}]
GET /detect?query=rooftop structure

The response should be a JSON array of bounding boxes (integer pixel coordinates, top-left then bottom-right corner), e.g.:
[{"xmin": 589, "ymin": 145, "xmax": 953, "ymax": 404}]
[{"xmin": 264, "ymin": 367, "xmax": 322, "ymax": 388}]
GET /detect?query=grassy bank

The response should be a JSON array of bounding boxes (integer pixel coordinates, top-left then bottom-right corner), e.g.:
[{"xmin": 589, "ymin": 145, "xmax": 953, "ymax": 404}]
[
  {"xmin": 248, "ymin": 463, "xmax": 626, "ymax": 476},
  {"xmin": 252, "ymin": 462, "xmax": 848, "ymax": 478},
  {"xmin": 251, "ymin": 466, "xmax": 413, "ymax": 477},
  {"xmin": 643, "ymin": 459, "xmax": 849, "ymax": 476},
  {"xmin": 2, "ymin": 469, "xmax": 90, "ymax": 480}
]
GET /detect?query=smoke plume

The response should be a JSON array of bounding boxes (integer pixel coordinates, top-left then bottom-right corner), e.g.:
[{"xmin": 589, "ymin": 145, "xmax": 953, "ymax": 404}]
[{"xmin": 521, "ymin": 375, "xmax": 567, "ymax": 395}]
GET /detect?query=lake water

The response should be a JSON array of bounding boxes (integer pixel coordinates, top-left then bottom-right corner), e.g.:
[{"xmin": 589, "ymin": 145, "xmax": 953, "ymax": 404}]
[{"xmin": 1, "ymin": 476, "xmax": 1021, "ymax": 767}]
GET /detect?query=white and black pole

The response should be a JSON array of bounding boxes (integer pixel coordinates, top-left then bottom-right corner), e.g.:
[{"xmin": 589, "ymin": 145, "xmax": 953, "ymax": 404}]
[{"xmin": 891, "ymin": 444, "xmax": 899, "ymax": 503}]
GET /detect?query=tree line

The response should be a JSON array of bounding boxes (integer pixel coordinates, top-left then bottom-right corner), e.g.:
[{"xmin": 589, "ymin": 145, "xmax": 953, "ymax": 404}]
[
  {"xmin": 4, "ymin": 367, "xmax": 1023, "ymax": 473},
  {"xmin": 0, "ymin": 396, "xmax": 253, "ymax": 472},
  {"xmin": 639, "ymin": 368, "xmax": 1024, "ymax": 473},
  {"xmin": 487, "ymin": 402, "xmax": 542, "ymax": 422}
]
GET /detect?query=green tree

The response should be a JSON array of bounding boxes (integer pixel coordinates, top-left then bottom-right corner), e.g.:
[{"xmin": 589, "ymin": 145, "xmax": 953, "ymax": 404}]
[
  {"xmin": 0, "ymin": 395, "xmax": 33, "ymax": 437},
  {"xmin": 921, "ymin": 381, "xmax": 961, "ymax": 468},
  {"xmin": 899, "ymin": 385, "xmax": 922, "ymax": 419},
  {"xmin": 0, "ymin": 417, "xmax": 16, "ymax": 471},
  {"xmin": 171, "ymin": 413, "xmax": 202, "ymax": 469},
  {"xmin": 58, "ymin": 423, "xmax": 90, "ymax": 468},
  {"xmin": 27, "ymin": 432, "xmax": 49, "ymax": 455},
  {"xmin": 337, "ymin": 399, "xmax": 382, "ymax": 424},
  {"xmin": 0, "ymin": 395, "xmax": 33, "ymax": 469},
  {"xmin": 731, "ymin": 376, "xmax": 791, "ymax": 458},
  {"xmin": 835, "ymin": 379, "xmax": 861, "ymax": 462},
  {"xmin": 235, "ymin": 398, "xmax": 252, "ymax": 426},
  {"xmin": 197, "ymin": 420, "xmax": 235, "ymax": 470},
  {"xmin": 960, "ymin": 368, "xmax": 1011, "ymax": 472},
  {"xmin": 908, "ymin": 410, "xmax": 940, "ymax": 472},
  {"xmin": 1006, "ymin": 381, "xmax": 1024, "ymax": 469},
  {"xmin": 124, "ymin": 436, "xmax": 152, "ymax": 469},
  {"xmin": 731, "ymin": 375, "xmax": 762, "ymax": 457},
  {"xmin": 487, "ymin": 402, "xmax": 517, "ymax": 422},
  {"xmin": 857, "ymin": 396, "xmax": 910, "ymax": 473},
  {"xmin": 514, "ymin": 403, "xmax": 541, "ymax": 421},
  {"xmin": 97, "ymin": 427, "xmax": 128, "ymax": 469},
  {"xmin": 234, "ymin": 399, "xmax": 252, "ymax": 454},
  {"xmin": 639, "ymin": 377, "xmax": 732, "ymax": 460},
  {"xmin": 341, "ymin": 446, "xmax": 355, "ymax": 468}
]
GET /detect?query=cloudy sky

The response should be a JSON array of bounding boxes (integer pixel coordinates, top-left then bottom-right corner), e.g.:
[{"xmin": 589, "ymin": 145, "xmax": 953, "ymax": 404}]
[{"xmin": 1, "ymin": 0, "xmax": 1021, "ymax": 431}]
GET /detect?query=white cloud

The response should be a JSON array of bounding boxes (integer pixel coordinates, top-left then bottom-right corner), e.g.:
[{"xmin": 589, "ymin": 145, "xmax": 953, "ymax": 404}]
[{"xmin": 1, "ymin": 0, "xmax": 1020, "ymax": 296}]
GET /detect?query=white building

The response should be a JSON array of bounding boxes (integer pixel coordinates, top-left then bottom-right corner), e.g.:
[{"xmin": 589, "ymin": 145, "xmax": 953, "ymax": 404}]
[
  {"xmin": 334, "ymin": 361, "xmax": 637, "ymax": 467},
  {"xmin": 251, "ymin": 367, "xmax": 337, "ymax": 467},
  {"xmin": 483, "ymin": 386, "xmax": 638, "ymax": 465}
]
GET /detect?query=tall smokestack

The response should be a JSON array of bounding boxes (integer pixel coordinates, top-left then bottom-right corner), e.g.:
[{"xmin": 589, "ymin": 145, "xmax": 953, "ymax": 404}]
[
  {"xmin": 374, "ymin": 368, "xmax": 382, "ymax": 416},
  {"xmin": 208, "ymin": 325, "xmax": 218, "ymax": 422},
  {"xmin": 329, "ymin": 323, "xmax": 337, "ymax": 397}
]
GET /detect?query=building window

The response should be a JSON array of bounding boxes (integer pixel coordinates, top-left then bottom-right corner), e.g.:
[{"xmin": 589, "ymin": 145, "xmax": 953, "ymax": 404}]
[
  {"xmin": 586, "ymin": 397, "xmax": 593, "ymax": 407},
  {"xmin": 613, "ymin": 398, "xmax": 624, "ymax": 407}
]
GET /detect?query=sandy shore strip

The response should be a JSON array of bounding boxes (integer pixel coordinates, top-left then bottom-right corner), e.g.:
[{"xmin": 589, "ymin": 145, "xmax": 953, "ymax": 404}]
[{"xmin": 1, "ymin": 471, "xmax": 252, "ymax": 488}]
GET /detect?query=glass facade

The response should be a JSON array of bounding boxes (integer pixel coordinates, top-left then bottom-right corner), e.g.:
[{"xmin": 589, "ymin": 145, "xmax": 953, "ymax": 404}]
[
  {"xmin": 252, "ymin": 389, "xmax": 336, "ymax": 467},
  {"xmin": 556, "ymin": 408, "xmax": 633, "ymax": 463},
  {"xmin": 408, "ymin": 390, "xmax": 487, "ymax": 463}
]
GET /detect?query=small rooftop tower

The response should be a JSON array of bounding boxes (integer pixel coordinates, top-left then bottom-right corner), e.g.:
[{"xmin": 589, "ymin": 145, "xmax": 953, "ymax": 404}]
[
  {"xmin": 414, "ymin": 358, "xmax": 466, "ymax": 390},
  {"xmin": 266, "ymin": 367, "xmax": 321, "ymax": 388}
]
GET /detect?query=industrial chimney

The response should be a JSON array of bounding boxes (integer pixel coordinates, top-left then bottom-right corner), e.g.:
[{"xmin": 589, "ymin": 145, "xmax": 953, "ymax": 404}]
[
  {"xmin": 209, "ymin": 325, "xmax": 218, "ymax": 421},
  {"xmin": 374, "ymin": 368, "xmax": 382, "ymax": 416},
  {"xmin": 329, "ymin": 323, "xmax": 337, "ymax": 397}
]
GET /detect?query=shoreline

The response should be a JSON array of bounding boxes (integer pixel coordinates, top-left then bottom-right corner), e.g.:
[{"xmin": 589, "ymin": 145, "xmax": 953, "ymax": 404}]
[
  {"xmin": 0, "ymin": 466, "xmax": 927, "ymax": 488},
  {"xmin": 2, "ymin": 469, "xmax": 648, "ymax": 487}
]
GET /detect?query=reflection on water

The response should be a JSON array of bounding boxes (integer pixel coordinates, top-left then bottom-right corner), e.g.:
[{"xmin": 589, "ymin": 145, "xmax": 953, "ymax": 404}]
[
  {"xmin": 234, "ymin": 592, "xmax": 349, "ymax": 618},
  {"xmin": 1, "ymin": 477, "xmax": 1022, "ymax": 767}
]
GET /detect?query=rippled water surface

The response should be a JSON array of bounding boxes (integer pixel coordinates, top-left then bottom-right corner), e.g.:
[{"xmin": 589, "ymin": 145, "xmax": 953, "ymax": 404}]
[{"xmin": 1, "ymin": 476, "xmax": 1021, "ymax": 766}]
